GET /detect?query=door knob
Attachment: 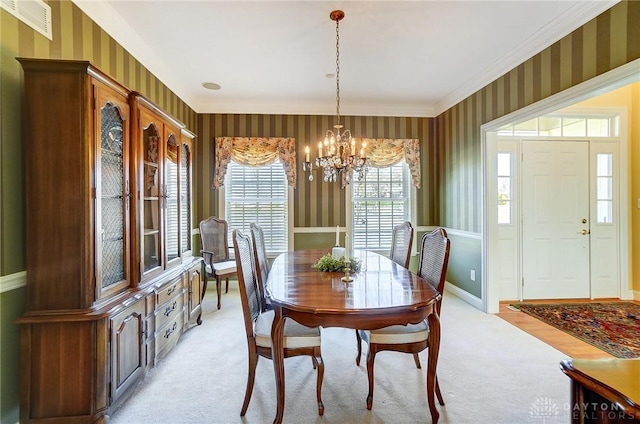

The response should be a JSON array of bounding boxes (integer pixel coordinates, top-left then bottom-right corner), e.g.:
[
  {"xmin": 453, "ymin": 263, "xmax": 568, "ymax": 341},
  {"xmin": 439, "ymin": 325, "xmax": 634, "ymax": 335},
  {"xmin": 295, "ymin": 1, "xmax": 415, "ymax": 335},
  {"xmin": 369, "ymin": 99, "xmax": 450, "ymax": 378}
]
[{"xmin": 580, "ymin": 229, "xmax": 590, "ymax": 235}]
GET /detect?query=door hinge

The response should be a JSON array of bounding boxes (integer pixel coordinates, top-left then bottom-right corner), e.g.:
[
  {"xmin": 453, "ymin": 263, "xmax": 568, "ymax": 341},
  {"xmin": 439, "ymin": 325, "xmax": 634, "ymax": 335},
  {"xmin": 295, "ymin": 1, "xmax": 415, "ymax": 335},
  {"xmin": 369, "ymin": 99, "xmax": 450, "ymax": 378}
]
[{"xmin": 521, "ymin": 277, "xmax": 525, "ymax": 287}]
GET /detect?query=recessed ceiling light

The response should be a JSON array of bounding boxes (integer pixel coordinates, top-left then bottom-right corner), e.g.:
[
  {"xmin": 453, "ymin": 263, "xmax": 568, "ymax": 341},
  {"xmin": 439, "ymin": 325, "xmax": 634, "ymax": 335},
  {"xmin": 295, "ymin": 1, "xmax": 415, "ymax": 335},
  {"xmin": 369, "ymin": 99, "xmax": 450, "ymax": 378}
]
[
  {"xmin": 202, "ymin": 82, "xmax": 221, "ymax": 90},
  {"xmin": 325, "ymin": 73, "xmax": 335, "ymax": 79}
]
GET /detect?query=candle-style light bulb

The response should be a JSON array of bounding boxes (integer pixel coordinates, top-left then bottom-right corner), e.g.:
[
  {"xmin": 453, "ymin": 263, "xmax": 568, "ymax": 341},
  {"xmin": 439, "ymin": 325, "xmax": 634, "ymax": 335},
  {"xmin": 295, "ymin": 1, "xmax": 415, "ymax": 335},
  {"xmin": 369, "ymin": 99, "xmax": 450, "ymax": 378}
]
[{"xmin": 305, "ymin": 146, "xmax": 310, "ymax": 162}]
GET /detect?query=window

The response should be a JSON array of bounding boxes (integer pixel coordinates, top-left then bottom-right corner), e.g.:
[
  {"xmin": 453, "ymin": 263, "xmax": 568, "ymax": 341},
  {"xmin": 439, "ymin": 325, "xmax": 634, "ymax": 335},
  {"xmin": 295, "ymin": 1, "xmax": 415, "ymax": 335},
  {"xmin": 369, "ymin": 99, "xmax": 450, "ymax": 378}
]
[
  {"xmin": 224, "ymin": 161, "xmax": 288, "ymax": 253},
  {"xmin": 498, "ymin": 114, "xmax": 618, "ymax": 137},
  {"xmin": 596, "ymin": 153, "xmax": 613, "ymax": 224},
  {"xmin": 497, "ymin": 153, "xmax": 512, "ymax": 224},
  {"xmin": 351, "ymin": 161, "xmax": 411, "ymax": 251}
]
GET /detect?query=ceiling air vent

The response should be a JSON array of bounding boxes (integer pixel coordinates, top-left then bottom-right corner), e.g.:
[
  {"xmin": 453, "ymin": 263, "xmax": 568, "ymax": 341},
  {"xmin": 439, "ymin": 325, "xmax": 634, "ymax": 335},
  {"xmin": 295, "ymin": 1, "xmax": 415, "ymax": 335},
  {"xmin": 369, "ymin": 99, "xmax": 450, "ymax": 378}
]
[{"xmin": 1, "ymin": 0, "xmax": 52, "ymax": 40}]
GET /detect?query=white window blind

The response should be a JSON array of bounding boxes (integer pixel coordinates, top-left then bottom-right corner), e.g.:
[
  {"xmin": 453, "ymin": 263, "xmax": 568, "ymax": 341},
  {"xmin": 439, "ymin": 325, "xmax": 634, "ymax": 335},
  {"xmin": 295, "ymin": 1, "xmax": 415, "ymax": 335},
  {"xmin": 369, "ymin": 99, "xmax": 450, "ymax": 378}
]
[
  {"xmin": 351, "ymin": 161, "xmax": 410, "ymax": 251},
  {"xmin": 225, "ymin": 161, "xmax": 288, "ymax": 253}
]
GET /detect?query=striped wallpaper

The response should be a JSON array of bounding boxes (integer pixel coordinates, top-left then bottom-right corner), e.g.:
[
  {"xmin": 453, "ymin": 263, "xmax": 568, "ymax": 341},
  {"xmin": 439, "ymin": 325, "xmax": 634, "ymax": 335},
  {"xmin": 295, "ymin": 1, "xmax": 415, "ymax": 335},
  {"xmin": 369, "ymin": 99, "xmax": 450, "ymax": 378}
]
[
  {"xmin": 4, "ymin": 1, "xmax": 195, "ymax": 128},
  {"xmin": 435, "ymin": 0, "xmax": 640, "ymax": 234},
  {"xmin": 195, "ymin": 114, "xmax": 437, "ymax": 229},
  {"xmin": 1, "ymin": 2, "xmax": 639, "ymax": 421},
  {"xmin": 1, "ymin": 1, "xmax": 196, "ymax": 275}
]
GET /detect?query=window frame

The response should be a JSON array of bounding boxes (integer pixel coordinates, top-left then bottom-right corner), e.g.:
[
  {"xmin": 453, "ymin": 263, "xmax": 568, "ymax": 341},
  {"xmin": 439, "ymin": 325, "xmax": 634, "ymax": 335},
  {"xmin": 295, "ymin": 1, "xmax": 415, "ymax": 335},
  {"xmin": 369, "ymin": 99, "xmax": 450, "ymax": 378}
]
[
  {"xmin": 218, "ymin": 160, "xmax": 293, "ymax": 257},
  {"xmin": 346, "ymin": 160, "xmax": 416, "ymax": 255}
]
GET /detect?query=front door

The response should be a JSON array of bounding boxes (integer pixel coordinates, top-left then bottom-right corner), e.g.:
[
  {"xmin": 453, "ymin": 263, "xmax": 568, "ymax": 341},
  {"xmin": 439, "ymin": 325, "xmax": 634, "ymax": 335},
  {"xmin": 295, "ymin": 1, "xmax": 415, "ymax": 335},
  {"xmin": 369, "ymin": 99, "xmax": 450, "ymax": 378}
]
[{"xmin": 521, "ymin": 140, "xmax": 590, "ymax": 299}]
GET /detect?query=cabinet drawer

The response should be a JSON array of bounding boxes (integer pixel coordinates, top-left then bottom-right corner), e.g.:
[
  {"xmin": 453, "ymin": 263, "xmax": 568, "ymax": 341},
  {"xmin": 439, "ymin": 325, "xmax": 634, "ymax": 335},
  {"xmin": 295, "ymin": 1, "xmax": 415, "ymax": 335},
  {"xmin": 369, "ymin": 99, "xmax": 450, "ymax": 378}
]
[
  {"xmin": 155, "ymin": 295, "xmax": 184, "ymax": 330},
  {"xmin": 155, "ymin": 278, "xmax": 183, "ymax": 306},
  {"xmin": 155, "ymin": 313, "xmax": 184, "ymax": 360}
]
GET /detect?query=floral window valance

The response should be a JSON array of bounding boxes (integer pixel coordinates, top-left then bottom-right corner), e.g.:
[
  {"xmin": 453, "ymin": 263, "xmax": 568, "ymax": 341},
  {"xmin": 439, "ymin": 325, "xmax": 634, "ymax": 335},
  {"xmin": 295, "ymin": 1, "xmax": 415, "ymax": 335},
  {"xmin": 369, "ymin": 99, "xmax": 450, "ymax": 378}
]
[
  {"xmin": 213, "ymin": 137, "xmax": 297, "ymax": 189},
  {"xmin": 361, "ymin": 138, "xmax": 421, "ymax": 188}
]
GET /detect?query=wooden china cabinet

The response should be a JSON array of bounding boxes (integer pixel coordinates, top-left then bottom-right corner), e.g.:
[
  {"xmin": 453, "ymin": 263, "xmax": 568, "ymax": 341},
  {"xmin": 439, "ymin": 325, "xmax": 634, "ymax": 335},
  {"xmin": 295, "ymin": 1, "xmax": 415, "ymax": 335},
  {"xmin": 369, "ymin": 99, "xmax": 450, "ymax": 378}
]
[
  {"xmin": 17, "ymin": 58, "xmax": 202, "ymax": 424},
  {"xmin": 130, "ymin": 93, "xmax": 202, "ymax": 365}
]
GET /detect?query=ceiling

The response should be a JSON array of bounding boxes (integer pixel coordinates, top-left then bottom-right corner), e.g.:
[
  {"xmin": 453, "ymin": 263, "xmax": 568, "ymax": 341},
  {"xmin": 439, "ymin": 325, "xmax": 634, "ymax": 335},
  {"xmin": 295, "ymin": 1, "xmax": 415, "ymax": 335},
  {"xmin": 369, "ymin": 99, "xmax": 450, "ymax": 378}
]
[{"xmin": 73, "ymin": 1, "xmax": 618, "ymax": 117}]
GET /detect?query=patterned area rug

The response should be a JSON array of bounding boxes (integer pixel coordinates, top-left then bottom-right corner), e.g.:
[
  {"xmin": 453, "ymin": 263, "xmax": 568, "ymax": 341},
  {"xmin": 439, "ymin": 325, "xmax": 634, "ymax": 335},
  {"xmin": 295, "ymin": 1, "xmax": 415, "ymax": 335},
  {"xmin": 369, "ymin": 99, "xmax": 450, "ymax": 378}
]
[{"xmin": 511, "ymin": 302, "xmax": 640, "ymax": 358}]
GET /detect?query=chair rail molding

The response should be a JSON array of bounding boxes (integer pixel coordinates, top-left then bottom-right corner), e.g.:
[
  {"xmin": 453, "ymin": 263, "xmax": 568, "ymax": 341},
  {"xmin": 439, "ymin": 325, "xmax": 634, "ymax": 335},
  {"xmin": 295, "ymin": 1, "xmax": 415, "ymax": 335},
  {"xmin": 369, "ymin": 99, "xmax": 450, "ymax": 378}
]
[{"xmin": 0, "ymin": 271, "xmax": 27, "ymax": 293}]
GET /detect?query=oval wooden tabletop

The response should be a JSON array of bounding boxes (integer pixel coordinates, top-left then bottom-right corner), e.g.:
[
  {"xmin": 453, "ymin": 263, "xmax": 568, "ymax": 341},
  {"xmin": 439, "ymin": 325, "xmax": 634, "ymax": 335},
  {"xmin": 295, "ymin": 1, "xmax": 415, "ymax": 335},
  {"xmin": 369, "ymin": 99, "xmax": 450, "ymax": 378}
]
[{"xmin": 266, "ymin": 249, "xmax": 441, "ymax": 314}]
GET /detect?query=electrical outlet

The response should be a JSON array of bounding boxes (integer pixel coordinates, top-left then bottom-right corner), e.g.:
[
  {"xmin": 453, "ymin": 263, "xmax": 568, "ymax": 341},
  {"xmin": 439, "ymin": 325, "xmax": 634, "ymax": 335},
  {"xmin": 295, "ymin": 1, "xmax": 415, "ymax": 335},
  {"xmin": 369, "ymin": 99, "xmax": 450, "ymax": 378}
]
[{"xmin": 470, "ymin": 269, "xmax": 476, "ymax": 281}]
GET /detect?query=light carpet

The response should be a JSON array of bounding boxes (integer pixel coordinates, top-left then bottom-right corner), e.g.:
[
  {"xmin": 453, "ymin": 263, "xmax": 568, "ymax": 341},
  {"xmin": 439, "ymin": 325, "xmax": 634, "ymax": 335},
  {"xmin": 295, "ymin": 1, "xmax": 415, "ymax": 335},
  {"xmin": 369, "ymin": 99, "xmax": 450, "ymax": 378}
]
[{"xmin": 110, "ymin": 286, "xmax": 573, "ymax": 424}]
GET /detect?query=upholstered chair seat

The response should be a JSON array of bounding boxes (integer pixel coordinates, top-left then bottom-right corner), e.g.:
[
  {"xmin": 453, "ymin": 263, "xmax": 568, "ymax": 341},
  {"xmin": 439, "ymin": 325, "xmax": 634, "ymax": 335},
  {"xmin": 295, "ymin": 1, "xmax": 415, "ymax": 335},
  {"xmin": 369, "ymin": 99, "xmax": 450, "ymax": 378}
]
[
  {"xmin": 254, "ymin": 310, "xmax": 321, "ymax": 349},
  {"xmin": 204, "ymin": 260, "xmax": 237, "ymax": 277},
  {"xmin": 362, "ymin": 321, "xmax": 429, "ymax": 345}
]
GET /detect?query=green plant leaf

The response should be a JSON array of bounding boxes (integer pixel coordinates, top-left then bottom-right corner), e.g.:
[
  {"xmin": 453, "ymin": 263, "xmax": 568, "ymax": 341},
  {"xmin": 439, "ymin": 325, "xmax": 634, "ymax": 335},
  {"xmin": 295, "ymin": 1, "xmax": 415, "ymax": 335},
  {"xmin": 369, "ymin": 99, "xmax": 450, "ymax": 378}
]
[{"xmin": 312, "ymin": 253, "xmax": 360, "ymax": 273}]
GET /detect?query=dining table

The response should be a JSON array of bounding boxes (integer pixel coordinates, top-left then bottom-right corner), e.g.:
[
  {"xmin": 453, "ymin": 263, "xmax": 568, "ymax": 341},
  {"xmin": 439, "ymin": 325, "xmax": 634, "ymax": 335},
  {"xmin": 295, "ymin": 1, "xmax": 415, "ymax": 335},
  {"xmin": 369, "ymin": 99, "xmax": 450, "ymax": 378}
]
[{"xmin": 265, "ymin": 249, "xmax": 443, "ymax": 424}]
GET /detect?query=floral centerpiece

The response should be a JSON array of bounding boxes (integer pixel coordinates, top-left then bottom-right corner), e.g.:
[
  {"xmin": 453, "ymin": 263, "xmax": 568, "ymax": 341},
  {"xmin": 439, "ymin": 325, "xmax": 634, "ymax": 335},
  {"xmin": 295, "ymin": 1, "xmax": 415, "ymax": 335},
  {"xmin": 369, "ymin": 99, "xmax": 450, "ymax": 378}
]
[{"xmin": 312, "ymin": 253, "xmax": 361, "ymax": 273}]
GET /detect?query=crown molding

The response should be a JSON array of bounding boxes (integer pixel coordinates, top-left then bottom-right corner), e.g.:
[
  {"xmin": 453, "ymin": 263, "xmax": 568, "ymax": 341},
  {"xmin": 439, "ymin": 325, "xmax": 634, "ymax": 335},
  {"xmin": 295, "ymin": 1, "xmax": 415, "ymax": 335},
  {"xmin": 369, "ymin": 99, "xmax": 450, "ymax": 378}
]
[
  {"xmin": 71, "ymin": 0, "xmax": 198, "ymax": 108},
  {"xmin": 433, "ymin": 0, "xmax": 621, "ymax": 117},
  {"xmin": 192, "ymin": 98, "xmax": 435, "ymax": 118},
  {"xmin": 73, "ymin": 0, "xmax": 619, "ymax": 118}
]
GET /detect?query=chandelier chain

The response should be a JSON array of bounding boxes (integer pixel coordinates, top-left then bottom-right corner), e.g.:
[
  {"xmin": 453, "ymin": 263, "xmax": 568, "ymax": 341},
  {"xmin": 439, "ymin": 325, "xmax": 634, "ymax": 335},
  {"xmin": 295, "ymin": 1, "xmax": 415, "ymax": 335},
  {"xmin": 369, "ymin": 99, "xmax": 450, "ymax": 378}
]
[
  {"xmin": 335, "ymin": 18, "xmax": 341, "ymax": 124},
  {"xmin": 301, "ymin": 10, "xmax": 368, "ymax": 186}
]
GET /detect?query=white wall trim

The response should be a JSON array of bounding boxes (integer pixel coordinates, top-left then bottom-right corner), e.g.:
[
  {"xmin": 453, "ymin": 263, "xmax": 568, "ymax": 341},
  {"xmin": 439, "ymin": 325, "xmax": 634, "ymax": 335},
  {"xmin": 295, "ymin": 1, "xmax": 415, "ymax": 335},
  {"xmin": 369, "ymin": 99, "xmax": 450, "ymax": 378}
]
[
  {"xmin": 445, "ymin": 282, "xmax": 483, "ymax": 311},
  {"xmin": 414, "ymin": 225, "xmax": 437, "ymax": 233},
  {"xmin": 482, "ymin": 59, "xmax": 640, "ymax": 131},
  {"xmin": 442, "ymin": 228, "xmax": 482, "ymax": 240},
  {"xmin": 434, "ymin": 0, "xmax": 620, "ymax": 116},
  {"xmin": 294, "ymin": 227, "xmax": 346, "ymax": 233},
  {"xmin": 72, "ymin": 0, "xmax": 196, "ymax": 109},
  {"xmin": 0, "ymin": 271, "xmax": 26, "ymax": 294},
  {"xmin": 481, "ymin": 58, "xmax": 640, "ymax": 314}
]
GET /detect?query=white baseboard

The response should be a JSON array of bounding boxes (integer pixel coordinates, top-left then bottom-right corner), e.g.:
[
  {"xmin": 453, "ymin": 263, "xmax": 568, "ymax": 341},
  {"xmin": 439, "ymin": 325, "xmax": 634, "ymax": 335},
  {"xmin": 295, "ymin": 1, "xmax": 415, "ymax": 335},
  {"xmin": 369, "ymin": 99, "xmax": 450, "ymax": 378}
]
[
  {"xmin": 0, "ymin": 271, "xmax": 26, "ymax": 294},
  {"xmin": 445, "ymin": 281, "xmax": 483, "ymax": 311}
]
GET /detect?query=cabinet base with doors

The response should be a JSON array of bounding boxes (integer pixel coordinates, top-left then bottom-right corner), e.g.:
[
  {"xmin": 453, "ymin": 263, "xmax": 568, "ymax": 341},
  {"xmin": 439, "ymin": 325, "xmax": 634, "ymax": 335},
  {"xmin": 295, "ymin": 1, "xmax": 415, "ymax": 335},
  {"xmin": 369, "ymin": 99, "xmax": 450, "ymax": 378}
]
[{"xmin": 16, "ymin": 58, "xmax": 202, "ymax": 424}]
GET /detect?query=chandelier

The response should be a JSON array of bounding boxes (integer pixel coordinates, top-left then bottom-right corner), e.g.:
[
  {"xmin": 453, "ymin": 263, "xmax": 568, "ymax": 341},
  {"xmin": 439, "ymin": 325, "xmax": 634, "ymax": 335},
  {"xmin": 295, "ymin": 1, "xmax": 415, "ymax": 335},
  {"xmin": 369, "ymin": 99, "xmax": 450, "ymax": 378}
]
[{"xmin": 303, "ymin": 10, "xmax": 368, "ymax": 185}]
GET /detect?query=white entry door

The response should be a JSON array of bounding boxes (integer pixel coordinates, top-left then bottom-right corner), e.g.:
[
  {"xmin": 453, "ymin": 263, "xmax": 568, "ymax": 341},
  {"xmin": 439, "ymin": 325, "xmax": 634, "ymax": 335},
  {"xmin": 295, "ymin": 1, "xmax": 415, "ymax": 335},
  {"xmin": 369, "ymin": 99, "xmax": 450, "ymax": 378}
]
[{"xmin": 522, "ymin": 140, "xmax": 590, "ymax": 299}]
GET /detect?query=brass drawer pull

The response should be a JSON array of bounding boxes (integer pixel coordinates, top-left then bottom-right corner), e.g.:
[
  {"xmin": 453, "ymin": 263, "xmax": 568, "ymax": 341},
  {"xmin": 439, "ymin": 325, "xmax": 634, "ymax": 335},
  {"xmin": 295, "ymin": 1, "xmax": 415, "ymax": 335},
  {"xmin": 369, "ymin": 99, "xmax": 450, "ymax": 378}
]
[
  {"xmin": 166, "ymin": 285, "xmax": 177, "ymax": 296},
  {"xmin": 164, "ymin": 301, "xmax": 178, "ymax": 317}
]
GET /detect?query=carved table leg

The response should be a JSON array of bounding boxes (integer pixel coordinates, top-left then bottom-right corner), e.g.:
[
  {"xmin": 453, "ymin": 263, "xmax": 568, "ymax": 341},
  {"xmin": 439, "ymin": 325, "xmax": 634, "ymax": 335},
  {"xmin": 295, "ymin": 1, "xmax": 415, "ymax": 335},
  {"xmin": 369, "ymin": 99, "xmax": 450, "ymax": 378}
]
[
  {"xmin": 427, "ymin": 309, "xmax": 441, "ymax": 423},
  {"xmin": 271, "ymin": 306, "xmax": 286, "ymax": 424}
]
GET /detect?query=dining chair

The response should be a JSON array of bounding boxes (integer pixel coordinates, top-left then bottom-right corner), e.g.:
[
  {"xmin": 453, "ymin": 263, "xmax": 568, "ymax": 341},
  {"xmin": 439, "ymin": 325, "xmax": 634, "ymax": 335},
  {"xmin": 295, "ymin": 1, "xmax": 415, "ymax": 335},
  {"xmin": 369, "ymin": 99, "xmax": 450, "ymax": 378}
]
[
  {"xmin": 232, "ymin": 229, "xmax": 325, "ymax": 416},
  {"xmin": 390, "ymin": 221, "xmax": 414, "ymax": 268},
  {"xmin": 355, "ymin": 227, "xmax": 450, "ymax": 410},
  {"xmin": 249, "ymin": 223, "xmax": 271, "ymax": 311},
  {"xmin": 199, "ymin": 217, "xmax": 237, "ymax": 310}
]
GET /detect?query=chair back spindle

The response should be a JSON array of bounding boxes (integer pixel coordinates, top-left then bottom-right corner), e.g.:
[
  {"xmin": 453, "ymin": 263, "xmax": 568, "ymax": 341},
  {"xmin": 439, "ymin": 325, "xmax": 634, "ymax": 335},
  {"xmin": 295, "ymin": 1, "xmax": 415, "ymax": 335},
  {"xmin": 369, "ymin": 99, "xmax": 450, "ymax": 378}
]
[
  {"xmin": 250, "ymin": 223, "xmax": 271, "ymax": 310},
  {"xmin": 233, "ymin": 230, "xmax": 263, "ymax": 331},
  {"xmin": 390, "ymin": 222, "xmax": 414, "ymax": 269},
  {"xmin": 417, "ymin": 228, "xmax": 451, "ymax": 315},
  {"xmin": 199, "ymin": 217, "xmax": 230, "ymax": 263}
]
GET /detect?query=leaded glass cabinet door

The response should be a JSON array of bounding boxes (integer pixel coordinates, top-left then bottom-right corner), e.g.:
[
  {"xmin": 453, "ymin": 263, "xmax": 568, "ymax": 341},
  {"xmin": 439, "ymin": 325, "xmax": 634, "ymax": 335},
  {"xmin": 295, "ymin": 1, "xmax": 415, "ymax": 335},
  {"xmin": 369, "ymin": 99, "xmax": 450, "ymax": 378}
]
[
  {"xmin": 95, "ymin": 84, "xmax": 131, "ymax": 299},
  {"xmin": 141, "ymin": 118, "xmax": 162, "ymax": 278},
  {"xmin": 164, "ymin": 128, "xmax": 181, "ymax": 267},
  {"xmin": 180, "ymin": 132, "xmax": 194, "ymax": 258}
]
